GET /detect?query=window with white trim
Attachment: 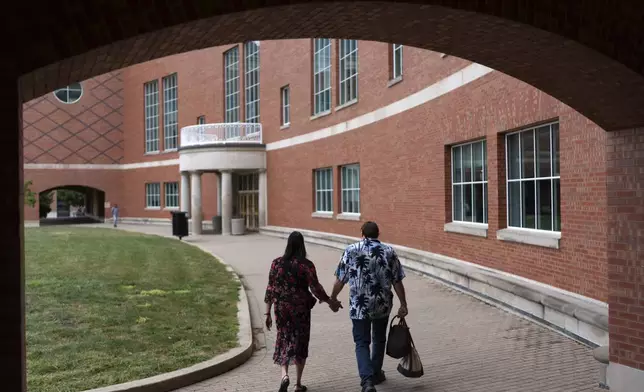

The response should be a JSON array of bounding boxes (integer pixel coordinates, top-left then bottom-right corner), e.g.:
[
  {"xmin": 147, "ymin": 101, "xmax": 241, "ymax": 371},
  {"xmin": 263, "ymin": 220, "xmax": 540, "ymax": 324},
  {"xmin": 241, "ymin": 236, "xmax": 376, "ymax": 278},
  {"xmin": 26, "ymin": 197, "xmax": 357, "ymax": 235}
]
[
  {"xmin": 338, "ymin": 39, "xmax": 358, "ymax": 105},
  {"xmin": 164, "ymin": 182, "xmax": 179, "ymax": 208},
  {"xmin": 452, "ymin": 140, "xmax": 487, "ymax": 224},
  {"xmin": 162, "ymin": 73, "xmax": 178, "ymax": 150},
  {"xmin": 313, "ymin": 38, "xmax": 332, "ymax": 115},
  {"xmin": 54, "ymin": 83, "xmax": 83, "ymax": 104},
  {"xmin": 506, "ymin": 122, "xmax": 561, "ymax": 231},
  {"xmin": 341, "ymin": 164, "xmax": 360, "ymax": 214},
  {"xmin": 145, "ymin": 183, "xmax": 161, "ymax": 208},
  {"xmin": 144, "ymin": 80, "xmax": 160, "ymax": 153},
  {"xmin": 244, "ymin": 41, "xmax": 260, "ymax": 124},
  {"xmin": 281, "ymin": 85, "xmax": 290, "ymax": 126},
  {"xmin": 197, "ymin": 115, "xmax": 206, "ymax": 125},
  {"xmin": 392, "ymin": 44, "xmax": 403, "ymax": 79},
  {"xmin": 224, "ymin": 47, "xmax": 240, "ymax": 132},
  {"xmin": 314, "ymin": 168, "xmax": 333, "ymax": 213}
]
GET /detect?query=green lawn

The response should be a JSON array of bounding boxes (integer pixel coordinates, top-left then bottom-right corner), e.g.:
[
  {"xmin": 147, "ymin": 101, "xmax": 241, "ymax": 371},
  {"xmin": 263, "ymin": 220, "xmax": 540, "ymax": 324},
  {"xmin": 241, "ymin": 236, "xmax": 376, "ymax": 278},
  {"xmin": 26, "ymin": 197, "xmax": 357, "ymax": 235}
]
[{"xmin": 25, "ymin": 227, "xmax": 240, "ymax": 392}]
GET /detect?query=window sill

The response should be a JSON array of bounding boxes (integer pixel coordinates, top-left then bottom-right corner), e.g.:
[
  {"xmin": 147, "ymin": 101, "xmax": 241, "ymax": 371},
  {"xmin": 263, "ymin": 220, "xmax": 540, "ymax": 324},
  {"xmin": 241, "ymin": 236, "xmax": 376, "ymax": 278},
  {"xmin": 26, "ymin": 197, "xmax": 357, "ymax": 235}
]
[
  {"xmin": 312, "ymin": 212, "xmax": 333, "ymax": 219},
  {"xmin": 145, "ymin": 151, "xmax": 160, "ymax": 156},
  {"xmin": 337, "ymin": 213, "xmax": 361, "ymax": 221},
  {"xmin": 444, "ymin": 222, "xmax": 488, "ymax": 238},
  {"xmin": 310, "ymin": 110, "xmax": 331, "ymax": 121},
  {"xmin": 388, "ymin": 76, "xmax": 403, "ymax": 87},
  {"xmin": 145, "ymin": 207, "xmax": 161, "ymax": 211},
  {"xmin": 164, "ymin": 207, "xmax": 180, "ymax": 211},
  {"xmin": 163, "ymin": 148, "xmax": 178, "ymax": 153},
  {"xmin": 280, "ymin": 123, "xmax": 290, "ymax": 130},
  {"xmin": 335, "ymin": 99, "xmax": 358, "ymax": 112},
  {"xmin": 496, "ymin": 228, "xmax": 561, "ymax": 249}
]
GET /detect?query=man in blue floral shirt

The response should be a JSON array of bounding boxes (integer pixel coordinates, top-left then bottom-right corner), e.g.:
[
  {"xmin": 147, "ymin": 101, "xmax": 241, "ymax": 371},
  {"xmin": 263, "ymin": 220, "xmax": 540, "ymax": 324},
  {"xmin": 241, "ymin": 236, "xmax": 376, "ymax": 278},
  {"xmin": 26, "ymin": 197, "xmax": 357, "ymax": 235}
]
[{"xmin": 330, "ymin": 221, "xmax": 408, "ymax": 392}]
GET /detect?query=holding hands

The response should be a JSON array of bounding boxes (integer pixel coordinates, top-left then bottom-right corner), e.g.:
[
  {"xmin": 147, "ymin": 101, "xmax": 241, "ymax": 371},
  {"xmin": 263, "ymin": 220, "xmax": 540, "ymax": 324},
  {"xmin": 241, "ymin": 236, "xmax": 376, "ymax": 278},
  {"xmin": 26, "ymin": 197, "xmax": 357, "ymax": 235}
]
[{"xmin": 327, "ymin": 297, "xmax": 343, "ymax": 312}]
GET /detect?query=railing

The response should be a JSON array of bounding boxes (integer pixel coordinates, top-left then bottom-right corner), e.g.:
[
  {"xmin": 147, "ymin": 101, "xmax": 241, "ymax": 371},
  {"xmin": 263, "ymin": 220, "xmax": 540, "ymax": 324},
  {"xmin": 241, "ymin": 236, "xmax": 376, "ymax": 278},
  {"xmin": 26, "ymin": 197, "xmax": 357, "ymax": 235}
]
[{"xmin": 180, "ymin": 123, "xmax": 263, "ymax": 148}]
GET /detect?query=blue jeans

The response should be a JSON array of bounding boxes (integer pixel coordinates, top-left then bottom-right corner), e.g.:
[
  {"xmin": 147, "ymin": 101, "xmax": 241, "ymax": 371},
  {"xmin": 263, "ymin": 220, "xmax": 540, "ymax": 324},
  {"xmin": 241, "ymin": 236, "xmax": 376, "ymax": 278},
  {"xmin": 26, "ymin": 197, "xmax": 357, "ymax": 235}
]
[{"xmin": 352, "ymin": 317, "xmax": 389, "ymax": 386}]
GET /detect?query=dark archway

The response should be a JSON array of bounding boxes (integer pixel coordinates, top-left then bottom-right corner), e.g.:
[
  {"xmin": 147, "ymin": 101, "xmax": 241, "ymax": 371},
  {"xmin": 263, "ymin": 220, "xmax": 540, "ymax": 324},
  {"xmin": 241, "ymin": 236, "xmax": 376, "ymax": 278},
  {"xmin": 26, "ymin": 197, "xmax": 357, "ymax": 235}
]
[
  {"xmin": 5, "ymin": 1, "xmax": 644, "ymax": 391},
  {"xmin": 37, "ymin": 185, "xmax": 106, "ymax": 225}
]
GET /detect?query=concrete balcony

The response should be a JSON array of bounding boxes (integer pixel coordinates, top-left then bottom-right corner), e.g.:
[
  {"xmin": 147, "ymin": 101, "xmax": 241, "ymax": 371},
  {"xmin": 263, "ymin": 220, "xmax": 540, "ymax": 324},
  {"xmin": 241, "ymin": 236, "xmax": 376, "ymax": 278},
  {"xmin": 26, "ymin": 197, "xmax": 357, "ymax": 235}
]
[{"xmin": 179, "ymin": 123, "xmax": 266, "ymax": 172}]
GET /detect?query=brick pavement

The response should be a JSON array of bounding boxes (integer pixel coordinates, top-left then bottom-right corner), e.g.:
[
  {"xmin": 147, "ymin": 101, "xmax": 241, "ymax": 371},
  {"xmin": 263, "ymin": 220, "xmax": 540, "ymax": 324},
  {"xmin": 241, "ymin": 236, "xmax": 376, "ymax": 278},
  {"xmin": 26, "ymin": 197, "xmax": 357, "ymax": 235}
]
[{"xmin": 102, "ymin": 224, "xmax": 602, "ymax": 392}]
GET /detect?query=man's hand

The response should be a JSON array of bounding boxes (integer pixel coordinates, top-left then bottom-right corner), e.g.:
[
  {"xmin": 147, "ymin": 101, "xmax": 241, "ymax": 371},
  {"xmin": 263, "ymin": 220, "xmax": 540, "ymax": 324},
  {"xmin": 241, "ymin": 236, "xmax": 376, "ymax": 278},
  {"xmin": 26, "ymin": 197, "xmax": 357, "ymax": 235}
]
[
  {"xmin": 328, "ymin": 298, "xmax": 343, "ymax": 312},
  {"xmin": 265, "ymin": 313, "xmax": 272, "ymax": 331},
  {"xmin": 397, "ymin": 304, "xmax": 408, "ymax": 318}
]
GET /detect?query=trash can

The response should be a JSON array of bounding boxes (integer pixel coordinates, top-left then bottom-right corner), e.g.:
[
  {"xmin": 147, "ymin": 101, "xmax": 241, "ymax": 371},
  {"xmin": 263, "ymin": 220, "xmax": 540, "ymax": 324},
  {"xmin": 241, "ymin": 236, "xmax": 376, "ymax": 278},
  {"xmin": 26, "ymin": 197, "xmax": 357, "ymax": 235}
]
[
  {"xmin": 212, "ymin": 216, "xmax": 222, "ymax": 234},
  {"xmin": 171, "ymin": 211, "xmax": 189, "ymax": 240}
]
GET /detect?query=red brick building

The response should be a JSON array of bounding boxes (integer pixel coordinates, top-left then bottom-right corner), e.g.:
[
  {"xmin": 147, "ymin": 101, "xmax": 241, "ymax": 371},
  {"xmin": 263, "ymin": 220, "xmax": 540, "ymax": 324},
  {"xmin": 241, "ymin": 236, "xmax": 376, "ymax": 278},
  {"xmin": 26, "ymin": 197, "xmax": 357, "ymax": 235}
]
[{"xmin": 23, "ymin": 39, "xmax": 611, "ymax": 358}]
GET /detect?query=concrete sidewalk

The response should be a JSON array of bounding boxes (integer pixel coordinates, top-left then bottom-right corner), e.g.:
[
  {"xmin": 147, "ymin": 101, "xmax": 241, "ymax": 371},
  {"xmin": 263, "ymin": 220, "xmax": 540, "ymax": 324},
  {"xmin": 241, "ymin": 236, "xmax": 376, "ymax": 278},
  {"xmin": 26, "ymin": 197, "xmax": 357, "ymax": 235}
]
[{"xmin": 101, "ymin": 224, "xmax": 602, "ymax": 392}]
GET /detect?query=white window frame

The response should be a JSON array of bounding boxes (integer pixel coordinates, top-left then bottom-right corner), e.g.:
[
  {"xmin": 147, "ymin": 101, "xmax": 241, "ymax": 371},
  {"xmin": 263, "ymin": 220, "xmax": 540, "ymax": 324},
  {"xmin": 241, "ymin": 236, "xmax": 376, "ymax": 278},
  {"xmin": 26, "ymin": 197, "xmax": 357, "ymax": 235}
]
[
  {"xmin": 244, "ymin": 41, "xmax": 260, "ymax": 124},
  {"xmin": 505, "ymin": 121, "xmax": 561, "ymax": 232},
  {"xmin": 224, "ymin": 47, "xmax": 240, "ymax": 137},
  {"xmin": 281, "ymin": 85, "xmax": 290, "ymax": 126},
  {"xmin": 313, "ymin": 38, "xmax": 332, "ymax": 115},
  {"xmin": 451, "ymin": 140, "xmax": 488, "ymax": 224},
  {"xmin": 392, "ymin": 44, "xmax": 403, "ymax": 79},
  {"xmin": 338, "ymin": 39, "xmax": 358, "ymax": 105},
  {"xmin": 197, "ymin": 115, "xmax": 206, "ymax": 125},
  {"xmin": 162, "ymin": 73, "xmax": 178, "ymax": 151},
  {"xmin": 314, "ymin": 168, "xmax": 333, "ymax": 213},
  {"xmin": 164, "ymin": 182, "xmax": 179, "ymax": 209},
  {"xmin": 144, "ymin": 80, "xmax": 160, "ymax": 153},
  {"xmin": 53, "ymin": 83, "xmax": 83, "ymax": 104},
  {"xmin": 341, "ymin": 164, "xmax": 360, "ymax": 214},
  {"xmin": 145, "ymin": 183, "xmax": 161, "ymax": 209}
]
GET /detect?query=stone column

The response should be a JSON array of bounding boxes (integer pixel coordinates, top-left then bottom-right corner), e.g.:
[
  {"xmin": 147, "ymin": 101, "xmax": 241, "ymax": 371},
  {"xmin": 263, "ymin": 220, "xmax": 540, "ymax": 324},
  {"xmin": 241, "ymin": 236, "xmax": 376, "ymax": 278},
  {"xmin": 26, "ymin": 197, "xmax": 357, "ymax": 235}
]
[
  {"xmin": 258, "ymin": 169, "xmax": 267, "ymax": 227},
  {"xmin": 217, "ymin": 172, "xmax": 222, "ymax": 216},
  {"xmin": 221, "ymin": 170, "xmax": 233, "ymax": 235},
  {"xmin": 190, "ymin": 171, "xmax": 203, "ymax": 235},
  {"xmin": 180, "ymin": 172, "xmax": 191, "ymax": 217}
]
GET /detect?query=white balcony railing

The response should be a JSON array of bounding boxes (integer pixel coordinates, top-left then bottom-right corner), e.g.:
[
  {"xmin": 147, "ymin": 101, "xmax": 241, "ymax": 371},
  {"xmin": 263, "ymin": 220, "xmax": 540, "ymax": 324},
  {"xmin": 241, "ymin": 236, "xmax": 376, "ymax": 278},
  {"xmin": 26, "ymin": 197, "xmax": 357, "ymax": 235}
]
[{"xmin": 180, "ymin": 123, "xmax": 263, "ymax": 148}]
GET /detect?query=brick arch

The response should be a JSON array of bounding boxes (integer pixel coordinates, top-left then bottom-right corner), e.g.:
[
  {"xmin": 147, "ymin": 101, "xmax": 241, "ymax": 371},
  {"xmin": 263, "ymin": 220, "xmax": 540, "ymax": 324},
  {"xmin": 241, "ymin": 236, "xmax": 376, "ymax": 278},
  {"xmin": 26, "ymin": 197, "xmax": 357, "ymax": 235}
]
[
  {"xmin": 16, "ymin": 1, "xmax": 644, "ymax": 131},
  {"xmin": 39, "ymin": 184, "xmax": 105, "ymax": 195}
]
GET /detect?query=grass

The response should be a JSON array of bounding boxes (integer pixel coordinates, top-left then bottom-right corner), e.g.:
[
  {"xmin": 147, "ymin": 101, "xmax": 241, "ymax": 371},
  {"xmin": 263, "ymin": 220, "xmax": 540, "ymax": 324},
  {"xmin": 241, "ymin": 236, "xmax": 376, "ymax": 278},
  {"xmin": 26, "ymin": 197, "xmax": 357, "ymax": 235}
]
[{"xmin": 25, "ymin": 227, "xmax": 240, "ymax": 392}]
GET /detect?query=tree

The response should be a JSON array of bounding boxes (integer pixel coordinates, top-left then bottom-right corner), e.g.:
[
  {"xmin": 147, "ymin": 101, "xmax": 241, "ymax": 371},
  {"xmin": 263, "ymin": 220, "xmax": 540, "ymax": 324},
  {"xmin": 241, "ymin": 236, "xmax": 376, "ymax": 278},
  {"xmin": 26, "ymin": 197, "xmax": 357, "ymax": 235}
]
[
  {"xmin": 24, "ymin": 180, "xmax": 37, "ymax": 208},
  {"xmin": 57, "ymin": 189, "xmax": 86, "ymax": 207}
]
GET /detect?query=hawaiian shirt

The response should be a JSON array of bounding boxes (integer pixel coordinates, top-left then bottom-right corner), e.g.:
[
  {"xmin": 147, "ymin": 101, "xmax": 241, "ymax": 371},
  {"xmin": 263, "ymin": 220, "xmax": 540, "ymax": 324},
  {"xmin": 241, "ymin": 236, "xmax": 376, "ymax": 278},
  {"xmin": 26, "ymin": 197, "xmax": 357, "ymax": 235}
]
[{"xmin": 335, "ymin": 238, "xmax": 405, "ymax": 320}]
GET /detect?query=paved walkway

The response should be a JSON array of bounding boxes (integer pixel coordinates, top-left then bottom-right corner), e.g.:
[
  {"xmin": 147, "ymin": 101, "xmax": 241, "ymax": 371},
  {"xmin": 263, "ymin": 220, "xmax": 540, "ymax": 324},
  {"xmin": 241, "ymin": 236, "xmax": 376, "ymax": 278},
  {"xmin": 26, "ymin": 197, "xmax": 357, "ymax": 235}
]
[{"xmin": 104, "ymin": 224, "xmax": 601, "ymax": 392}]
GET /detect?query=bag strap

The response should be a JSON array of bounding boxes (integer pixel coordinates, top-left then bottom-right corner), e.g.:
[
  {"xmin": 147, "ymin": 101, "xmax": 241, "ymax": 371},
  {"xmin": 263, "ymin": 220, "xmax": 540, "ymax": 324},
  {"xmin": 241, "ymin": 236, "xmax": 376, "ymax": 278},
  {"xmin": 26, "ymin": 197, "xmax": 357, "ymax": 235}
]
[{"xmin": 390, "ymin": 315, "xmax": 399, "ymax": 328}]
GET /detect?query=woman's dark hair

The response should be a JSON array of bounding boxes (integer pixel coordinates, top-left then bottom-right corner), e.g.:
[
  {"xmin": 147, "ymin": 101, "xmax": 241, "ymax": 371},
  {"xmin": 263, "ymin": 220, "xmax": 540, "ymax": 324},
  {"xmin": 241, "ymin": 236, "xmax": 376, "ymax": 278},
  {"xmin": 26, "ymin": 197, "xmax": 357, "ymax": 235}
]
[{"xmin": 283, "ymin": 231, "xmax": 307, "ymax": 261}]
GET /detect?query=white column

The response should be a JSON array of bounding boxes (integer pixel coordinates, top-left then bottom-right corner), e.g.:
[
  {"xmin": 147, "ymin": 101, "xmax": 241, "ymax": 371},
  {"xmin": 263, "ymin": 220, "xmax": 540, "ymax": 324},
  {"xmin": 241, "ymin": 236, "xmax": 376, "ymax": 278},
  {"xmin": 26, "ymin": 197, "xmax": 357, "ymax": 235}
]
[
  {"xmin": 180, "ymin": 172, "xmax": 191, "ymax": 217},
  {"xmin": 258, "ymin": 169, "xmax": 267, "ymax": 227},
  {"xmin": 221, "ymin": 171, "xmax": 233, "ymax": 235},
  {"xmin": 217, "ymin": 172, "xmax": 222, "ymax": 216},
  {"xmin": 190, "ymin": 171, "xmax": 203, "ymax": 235}
]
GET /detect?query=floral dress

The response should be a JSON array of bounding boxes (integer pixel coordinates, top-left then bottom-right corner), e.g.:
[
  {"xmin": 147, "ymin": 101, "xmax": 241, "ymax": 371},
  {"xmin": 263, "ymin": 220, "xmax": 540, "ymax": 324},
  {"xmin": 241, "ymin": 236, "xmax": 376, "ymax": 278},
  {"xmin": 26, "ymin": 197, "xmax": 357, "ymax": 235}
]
[{"xmin": 264, "ymin": 257, "xmax": 330, "ymax": 365}]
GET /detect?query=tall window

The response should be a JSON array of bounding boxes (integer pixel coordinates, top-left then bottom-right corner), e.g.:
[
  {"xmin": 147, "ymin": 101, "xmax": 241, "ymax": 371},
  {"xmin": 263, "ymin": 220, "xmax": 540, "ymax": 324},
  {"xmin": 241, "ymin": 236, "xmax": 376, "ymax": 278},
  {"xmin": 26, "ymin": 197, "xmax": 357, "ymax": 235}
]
[
  {"xmin": 281, "ymin": 85, "xmax": 290, "ymax": 126},
  {"xmin": 452, "ymin": 140, "xmax": 487, "ymax": 224},
  {"xmin": 392, "ymin": 44, "xmax": 403, "ymax": 79},
  {"xmin": 162, "ymin": 73, "xmax": 178, "ymax": 150},
  {"xmin": 224, "ymin": 47, "xmax": 240, "ymax": 124},
  {"xmin": 506, "ymin": 122, "xmax": 561, "ymax": 231},
  {"xmin": 314, "ymin": 168, "xmax": 333, "ymax": 213},
  {"xmin": 197, "ymin": 115, "xmax": 206, "ymax": 125},
  {"xmin": 164, "ymin": 182, "xmax": 179, "ymax": 208},
  {"xmin": 313, "ymin": 38, "xmax": 332, "ymax": 115},
  {"xmin": 244, "ymin": 41, "xmax": 260, "ymax": 124},
  {"xmin": 144, "ymin": 80, "xmax": 159, "ymax": 153},
  {"xmin": 338, "ymin": 39, "xmax": 358, "ymax": 105},
  {"xmin": 341, "ymin": 164, "xmax": 360, "ymax": 214},
  {"xmin": 145, "ymin": 183, "xmax": 161, "ymax": 208}
]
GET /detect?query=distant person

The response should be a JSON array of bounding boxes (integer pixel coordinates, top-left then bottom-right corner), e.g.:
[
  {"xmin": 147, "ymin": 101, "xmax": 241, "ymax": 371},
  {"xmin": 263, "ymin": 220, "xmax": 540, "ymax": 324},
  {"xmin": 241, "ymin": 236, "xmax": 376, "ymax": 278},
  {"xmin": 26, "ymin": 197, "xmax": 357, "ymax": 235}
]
[
  {"xmin": 111, "ymin": 204, "xmax": 119, "ymax": 227},
  {"xmin": 329, "ymin": 221, "xmax": 408, "ymax": 392},
  {"xmin": 264, "ymin": 231, "xmax": 342, "ymax": 392}
]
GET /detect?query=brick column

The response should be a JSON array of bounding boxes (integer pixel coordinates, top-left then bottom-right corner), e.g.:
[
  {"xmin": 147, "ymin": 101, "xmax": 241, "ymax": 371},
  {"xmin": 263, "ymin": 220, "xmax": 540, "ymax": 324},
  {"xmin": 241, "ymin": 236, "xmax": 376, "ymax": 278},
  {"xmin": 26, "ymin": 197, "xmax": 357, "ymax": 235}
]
[
  {"xmin": 1, "ymin": 78, "xmax": 26, "ymax": 391},
  {"xmin": 606, "ymin": 128, "xmax": 644, "ymax": 391}
]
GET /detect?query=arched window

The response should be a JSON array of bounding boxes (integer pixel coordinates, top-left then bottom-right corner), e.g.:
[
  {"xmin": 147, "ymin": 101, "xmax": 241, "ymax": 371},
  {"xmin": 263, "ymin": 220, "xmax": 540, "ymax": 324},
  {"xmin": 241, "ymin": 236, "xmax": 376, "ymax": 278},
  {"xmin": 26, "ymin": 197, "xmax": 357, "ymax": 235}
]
[{"xmin": 53, "ymin": 83, "xmax": 83, "ymax": 104}]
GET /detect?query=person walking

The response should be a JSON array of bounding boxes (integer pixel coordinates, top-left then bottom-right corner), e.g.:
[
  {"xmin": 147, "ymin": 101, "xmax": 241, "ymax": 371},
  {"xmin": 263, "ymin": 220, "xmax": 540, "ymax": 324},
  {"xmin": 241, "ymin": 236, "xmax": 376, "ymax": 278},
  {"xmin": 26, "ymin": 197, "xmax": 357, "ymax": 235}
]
[
  {"xmin": 330, "ymin": 221, "xmax": 408, "ymax": 392},
  {"xmin": 111, "ymin": 204, "xmax": 119, "ymax": 227},
  {"xmin": 264, "ymin": 231, "xmax": 342, "ymax": 392}
]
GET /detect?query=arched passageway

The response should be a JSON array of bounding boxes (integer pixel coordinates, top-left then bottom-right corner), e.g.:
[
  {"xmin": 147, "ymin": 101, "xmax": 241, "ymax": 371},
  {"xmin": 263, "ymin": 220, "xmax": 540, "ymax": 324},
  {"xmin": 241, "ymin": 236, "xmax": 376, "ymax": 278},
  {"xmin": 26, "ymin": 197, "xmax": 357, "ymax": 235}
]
[
  {"xmin": 37, "ymin": 185, "xmax": 106, "ymax": 225},
  {"xmin": 5, "ymin": 2, "xmax": 644, "ymax": 391}
]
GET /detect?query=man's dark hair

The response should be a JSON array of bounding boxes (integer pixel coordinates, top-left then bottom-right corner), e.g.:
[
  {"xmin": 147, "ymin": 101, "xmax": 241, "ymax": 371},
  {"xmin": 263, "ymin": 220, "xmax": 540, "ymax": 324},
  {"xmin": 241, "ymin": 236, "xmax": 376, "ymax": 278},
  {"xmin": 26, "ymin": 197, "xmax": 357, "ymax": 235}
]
[{"xmin": 361, "ymin": 221, "xmax": 380, "ymax": 239}]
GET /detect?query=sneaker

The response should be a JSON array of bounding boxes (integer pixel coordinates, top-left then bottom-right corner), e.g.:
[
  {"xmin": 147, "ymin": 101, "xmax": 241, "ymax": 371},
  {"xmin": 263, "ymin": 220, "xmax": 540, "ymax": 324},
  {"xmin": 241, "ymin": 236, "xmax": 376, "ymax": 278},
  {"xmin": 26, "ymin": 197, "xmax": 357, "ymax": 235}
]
[
  {"xmin": 362, "ymin": 381, "xmax": 377, "ymax": 392},
  {"xmin": 373, "ymin": 371, "xmax": 386, "ymax": 385}
]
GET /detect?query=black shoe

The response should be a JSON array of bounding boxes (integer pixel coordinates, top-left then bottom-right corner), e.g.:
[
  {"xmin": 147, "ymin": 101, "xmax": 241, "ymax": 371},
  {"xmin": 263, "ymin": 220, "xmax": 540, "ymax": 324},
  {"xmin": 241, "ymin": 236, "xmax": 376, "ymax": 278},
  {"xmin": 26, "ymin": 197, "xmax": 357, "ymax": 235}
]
[
  {"xmin": 373, "ymin": 371, "xmax": 386, "ymax": 385},
  {"xmin": 362, "ymin": 381, "xmax": 377, "ymax": 392}
]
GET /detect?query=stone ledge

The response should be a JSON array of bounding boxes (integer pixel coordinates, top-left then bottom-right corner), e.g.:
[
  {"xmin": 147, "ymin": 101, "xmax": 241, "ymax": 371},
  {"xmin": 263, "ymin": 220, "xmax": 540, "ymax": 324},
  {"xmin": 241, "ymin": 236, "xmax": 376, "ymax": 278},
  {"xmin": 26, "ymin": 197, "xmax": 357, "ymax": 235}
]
[
  {"xmin": 260, "ymin": 225, "xmax": 608, "ymax": 347},
  {"xmin": 444, "ymin": 222, "xmax": 488, "ymax": 238},
  {"xmin": 119, "ymin": 217, "xmax": 213, "ymax": 231},
  {"xmin": 82, "ymin": 228, "xmax": 254, "ymax": 392},
  {"xmin": 497, "ymin": 227, "xmax": 561, "ymax": 249}
]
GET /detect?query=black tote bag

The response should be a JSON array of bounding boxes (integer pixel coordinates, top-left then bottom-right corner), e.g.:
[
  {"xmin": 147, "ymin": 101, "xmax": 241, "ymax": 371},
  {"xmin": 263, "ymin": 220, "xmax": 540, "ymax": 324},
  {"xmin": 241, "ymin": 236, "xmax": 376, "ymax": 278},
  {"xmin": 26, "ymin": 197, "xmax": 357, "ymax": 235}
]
[{"xmin": 386, "ymin": 316, "xmax": 411, "ymax": 359}]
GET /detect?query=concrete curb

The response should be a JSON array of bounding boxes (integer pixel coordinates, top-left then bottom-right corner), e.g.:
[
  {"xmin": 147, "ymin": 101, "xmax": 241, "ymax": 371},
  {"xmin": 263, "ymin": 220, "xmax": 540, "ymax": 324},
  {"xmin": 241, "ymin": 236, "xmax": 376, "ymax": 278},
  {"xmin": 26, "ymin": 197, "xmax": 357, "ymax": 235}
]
[{"xmin": 80, "ymin": 227, "xmax": 254, "ymax": 392}]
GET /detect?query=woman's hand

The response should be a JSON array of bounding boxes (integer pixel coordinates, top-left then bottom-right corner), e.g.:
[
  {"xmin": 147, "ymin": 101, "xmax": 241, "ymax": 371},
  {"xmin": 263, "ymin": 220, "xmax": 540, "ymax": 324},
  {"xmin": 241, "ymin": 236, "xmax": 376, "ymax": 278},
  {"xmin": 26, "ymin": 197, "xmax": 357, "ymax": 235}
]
[
  {"xmin": 328, "ymin": 298, "xmax": 343, "ymax": 312},
  {"xmin": 265, "ymin": 312, "xmax": 272, "ymax": 331}
]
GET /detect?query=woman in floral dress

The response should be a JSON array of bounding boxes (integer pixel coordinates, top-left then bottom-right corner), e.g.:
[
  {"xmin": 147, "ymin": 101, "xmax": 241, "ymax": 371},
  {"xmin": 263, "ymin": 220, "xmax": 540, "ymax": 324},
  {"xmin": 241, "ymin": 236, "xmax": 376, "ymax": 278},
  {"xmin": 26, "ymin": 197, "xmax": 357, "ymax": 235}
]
[{"xmin": 264, "ymin": 231, "xmax": 342, "ymax": 392}]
